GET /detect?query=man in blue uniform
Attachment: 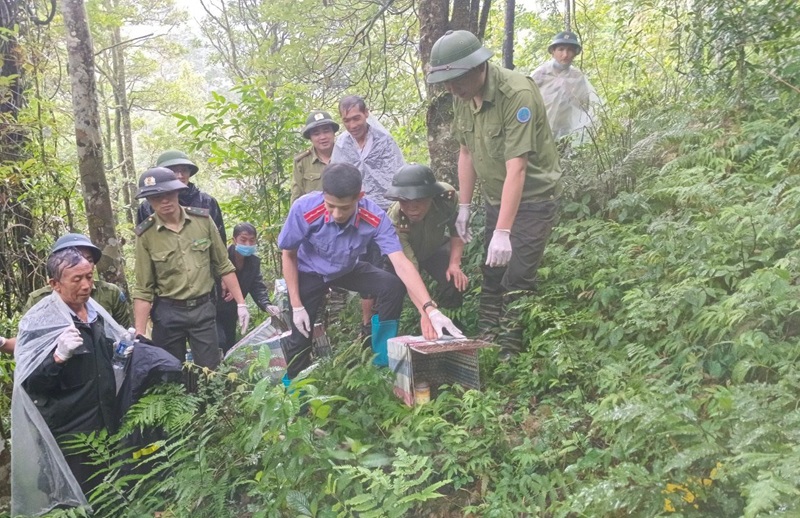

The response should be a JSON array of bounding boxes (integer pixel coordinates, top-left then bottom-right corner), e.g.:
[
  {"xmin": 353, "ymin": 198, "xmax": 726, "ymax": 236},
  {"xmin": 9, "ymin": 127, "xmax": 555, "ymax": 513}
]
[{"xmin": 278, "ymin": 163, "xmax": 462, "ymax": 379}]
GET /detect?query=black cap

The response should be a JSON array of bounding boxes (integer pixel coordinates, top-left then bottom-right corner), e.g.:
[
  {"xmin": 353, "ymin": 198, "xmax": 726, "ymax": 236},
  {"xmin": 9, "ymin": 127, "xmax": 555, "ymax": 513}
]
[
  {"xmin": 384, "ymin": 164, "xmax": 446, "ymax": 201},
  {"xmin": 302, "ymin": 111, "xmax": 340, "ymax": 139},
  {"xmin": 135, "ymin": 167, "xmax": 188, "ymax": 199}
]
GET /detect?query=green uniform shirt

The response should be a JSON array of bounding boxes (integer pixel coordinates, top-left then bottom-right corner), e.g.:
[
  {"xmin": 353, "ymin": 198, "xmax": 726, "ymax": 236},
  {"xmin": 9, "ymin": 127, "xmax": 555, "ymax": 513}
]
[
  {"xmin": 452, "ymin": 62, "xmax": 562, "ymax": 206},
  {"xmin": 387, "ymin": 185, "xmax": 458, "ymax": 269},
  {"xmin": 291, "ymin": 147, "xmax": 327, "ymax": 202},
  {"xmin": 133, "ymin": 207, "xmax": 236, "ymax": 302},
  {"xmin": 25, "ymin": 281, "xmax": 132, "ymax": 329}
]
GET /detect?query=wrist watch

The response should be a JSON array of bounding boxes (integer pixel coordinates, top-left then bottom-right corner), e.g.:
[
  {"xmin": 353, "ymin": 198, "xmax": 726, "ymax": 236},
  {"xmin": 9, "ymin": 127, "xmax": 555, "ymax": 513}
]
[{"xmin": 422, "ymin": 300, "xmax": 438, "ymax": 313}]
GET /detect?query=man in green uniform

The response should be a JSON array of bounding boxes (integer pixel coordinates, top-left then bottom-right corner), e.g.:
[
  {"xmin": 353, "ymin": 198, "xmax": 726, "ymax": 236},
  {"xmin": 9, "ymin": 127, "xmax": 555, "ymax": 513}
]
[
  {"xmin": 291, "ymin": 110, "xmax": 339, "ymax": 202},
  {"xmin": 132, "ymin": 167, "xmax": 249, "ymax": 369},
  {"xmin": 427, "ymin": 30, "xmax": 562, "ymax": 359},
  {"xmin": 385, "ymin": 164, "xmax": 468, "ymax": 309},
  {"xmin": 137, "ymin": 150, "xmax": 227, "ymax": 242},
  {"xmin": 0, "ymin": 233, "xmax": 132, "ymax": 354}
]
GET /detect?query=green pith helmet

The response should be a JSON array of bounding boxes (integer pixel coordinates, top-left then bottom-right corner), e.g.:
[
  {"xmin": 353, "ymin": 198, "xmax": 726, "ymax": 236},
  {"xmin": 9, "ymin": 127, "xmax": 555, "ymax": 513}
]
[
  {"xmin": 135, "ymin": 167, "xmax": 188, "ymax": 199},
  {"xmin": 548, "ymin": 31, "xmax": 582, "ymax": 55},
  {"xmin": 302, "ymin": 111, "xmax": 340, "ymax": 139},
  {"xmin": 156, "ymin": 150, "xmax": 199, "ymax": 176},
  {"xmin": 426, "ymin": 30, "xmax": 493, "ymax": 84},
  {"xmin": 384, "ymin": 164, "xmax": 446, "ymax": 201},
  {"xmin": 51, "ymin": 233, "xmax": 102, "ymax": 263}
]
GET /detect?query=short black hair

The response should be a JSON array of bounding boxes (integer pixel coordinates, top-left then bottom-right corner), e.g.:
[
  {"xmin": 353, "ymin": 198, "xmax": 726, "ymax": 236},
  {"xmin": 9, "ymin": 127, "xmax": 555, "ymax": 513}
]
[
  {"xmin": 47, "ymin": 247, "xmax": 88, "ymax": 280},
  {"xmin": 233, "ymin": 222, "xmax": 257, "ymax": 238},
  {"xmin": 338, "ymin": 95, "xmax": 367, "ymax": 115},
  {"xmin": 322, "ymin": 163, "xmax": 362, "ymax": 198}
]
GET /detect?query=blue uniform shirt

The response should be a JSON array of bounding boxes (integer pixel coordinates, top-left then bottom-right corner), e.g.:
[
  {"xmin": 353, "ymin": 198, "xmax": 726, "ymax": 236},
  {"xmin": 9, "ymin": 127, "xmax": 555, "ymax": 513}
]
[{"xmin": 278, "ymin": 192, "xmax": 403, "ymax": 282}]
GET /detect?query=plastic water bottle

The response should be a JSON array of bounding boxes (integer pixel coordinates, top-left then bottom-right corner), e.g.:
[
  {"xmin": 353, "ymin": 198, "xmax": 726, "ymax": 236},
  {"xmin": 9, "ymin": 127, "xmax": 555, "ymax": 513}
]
[
  {"xmin": 185, "ymin": 350, "xmax": 193, "ymax": 363},
  {"xmin": 113, "ymin": 328, "xmax": 136, "ymax": 390}
]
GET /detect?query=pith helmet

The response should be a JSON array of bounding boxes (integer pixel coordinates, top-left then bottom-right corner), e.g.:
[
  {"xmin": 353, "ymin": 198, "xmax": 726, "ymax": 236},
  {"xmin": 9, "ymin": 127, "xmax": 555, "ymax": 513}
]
[
  {"xmin": 156, "ymin": 150, "xmax": 199, "ymax": 176},
  {"xmin": 135, "ymin": 167, "xmax": 188, "ymax": 199},
  {"xmin": 548, "ymin": 31, "xmax": 582, "ymax": 55},
  {"xmin": 51, "ymin": 233, "xmax": 102, "ymax": 263},
  {"xmin": 302, "ymin": 111, "xmax": 340, "ymax": 139},
  {"xmin": 385, "ymin": 164, "xmax": 446, "ymax": 201},
  {"xmin": 427, "ymin": 30, "xmax": 493, "ymax": 84}
]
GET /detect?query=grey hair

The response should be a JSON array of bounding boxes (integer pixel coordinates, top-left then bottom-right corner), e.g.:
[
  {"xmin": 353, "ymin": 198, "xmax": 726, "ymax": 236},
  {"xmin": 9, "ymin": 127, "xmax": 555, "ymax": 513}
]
[
  {"xmin": 47, "ymin": 247, "xmax": 88, "ymax": 280},
  {"xmin": 338, "ymin": 95, "xmax": 367, "ymax": 115}
]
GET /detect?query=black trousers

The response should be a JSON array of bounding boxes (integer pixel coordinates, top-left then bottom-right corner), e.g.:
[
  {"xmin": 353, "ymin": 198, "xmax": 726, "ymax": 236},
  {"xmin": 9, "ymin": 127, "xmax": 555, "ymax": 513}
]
[
  {"xmin": 417, "ymin": 242, "xmax": 463, "ymax": 309},
  {"xmin": 482, "ymin": 199, "xmax": 559, "ymax": 296},
  {"xmin": 285, "ymin": 262, "xmax": 405, "ymax": 378},
  {"xmin": 216, "ymin": 308, "xmax": 238, "ymax": 354},
  {"xmin": 386, "ymin": 242, "xmax": 463, "ymax": 309},
  {"xmin": 151, "ymin": 298, "xmax": 219, "ymax": 369}
]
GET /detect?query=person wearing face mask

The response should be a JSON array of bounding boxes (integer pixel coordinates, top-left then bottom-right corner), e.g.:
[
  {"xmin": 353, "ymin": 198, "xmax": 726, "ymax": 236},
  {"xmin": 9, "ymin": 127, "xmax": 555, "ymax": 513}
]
[
  {"xmin": 216, "ymin": 222, "xmax": 281, "ymax": 353},
  {"xmin": 531, "ymin": 31, "xmax": 601, "ymax": 145}
]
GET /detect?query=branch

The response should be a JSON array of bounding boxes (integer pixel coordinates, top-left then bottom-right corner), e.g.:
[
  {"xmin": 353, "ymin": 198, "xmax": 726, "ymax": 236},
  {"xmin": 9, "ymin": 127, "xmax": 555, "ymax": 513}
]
[{"xmin": 94, "ymin": 33, "xmax": 157, "ymax": 56}]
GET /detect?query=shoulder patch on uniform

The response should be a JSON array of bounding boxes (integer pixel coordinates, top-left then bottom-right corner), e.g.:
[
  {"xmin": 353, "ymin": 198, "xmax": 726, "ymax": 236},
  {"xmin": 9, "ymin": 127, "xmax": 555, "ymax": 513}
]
[
  {"xmin": 516, "ymin": 106, "xmax": 532, "ymax": 123},
  {"xmin": 186, "ymin": 206, "xmax": 210, "ymax": 217},
  {"xmin": 134, "ymin": 216, "xmax": 155, "ymax": 236},
  {"xmin": 294, "ymin": 149, "xmax": 312, "ymax": 162},
  {"xmin": 303, "ymin": 202, "xmax": 327, "ymax": 224},
  {"xmin": 357, "ymin": 207, "xmax": 381, "ymax": 228}
]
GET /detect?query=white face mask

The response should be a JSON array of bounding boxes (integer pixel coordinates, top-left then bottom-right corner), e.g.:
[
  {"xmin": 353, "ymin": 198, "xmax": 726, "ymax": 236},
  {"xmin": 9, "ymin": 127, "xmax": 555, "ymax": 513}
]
[{"xmin": 551, "ymin": 58, "xmax": 571, "ymax": 71}]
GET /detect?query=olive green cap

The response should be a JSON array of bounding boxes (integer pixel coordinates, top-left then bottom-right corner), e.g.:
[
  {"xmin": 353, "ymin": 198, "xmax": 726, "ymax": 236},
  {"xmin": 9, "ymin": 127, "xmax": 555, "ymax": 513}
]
[
  {"xmin": 156, "ymin": 150, "xmax": 199, "ymax": 176},
  {"xmin": 136, "ymin": 167, "xmax": 188, "ymax": 199},
  {"xmin": 427, "ymin": 30, "xmax": 493, "ymax": 84},
  {"xmin": 548, "ymin": 31, "xmax": 582, "ymax": 55},
  {"xmin": 385, "ymin": 164, "xmax": 446, "ymax": 201},
  {"xmin": 302, "ymin": 111, "xmax": 340, "ymax": 139},
  {"xmin": 51, "ymin": 233, "xmax": 102, "ymax": 264}
]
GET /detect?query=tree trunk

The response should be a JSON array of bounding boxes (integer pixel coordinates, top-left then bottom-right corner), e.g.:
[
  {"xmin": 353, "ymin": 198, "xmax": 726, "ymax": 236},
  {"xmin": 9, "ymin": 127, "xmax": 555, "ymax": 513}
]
[
  {"xmin": 503, "ymin": 0, "xmax": 515, "ymax": 70},
  {"xmin": 0, "ymin": 4, "xmax": 38, "ymax": 319},
  {"xmin": 109, "ymin": 14, "xmax": 137, "ymax": 226},
  {"xmin": 419, "ymin": 0, "xmax": 491, "ymax": 186},
  {"xmin": 60, "ymin": 0, "xmax": 127, "ymax": 289}
]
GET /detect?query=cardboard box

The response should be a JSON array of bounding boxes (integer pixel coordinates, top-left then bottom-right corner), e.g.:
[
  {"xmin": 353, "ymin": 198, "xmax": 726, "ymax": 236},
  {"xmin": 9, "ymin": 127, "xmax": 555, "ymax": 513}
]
[{"xmin": 388, "ymin": 336, "xmax": 495, "ymax": 406}]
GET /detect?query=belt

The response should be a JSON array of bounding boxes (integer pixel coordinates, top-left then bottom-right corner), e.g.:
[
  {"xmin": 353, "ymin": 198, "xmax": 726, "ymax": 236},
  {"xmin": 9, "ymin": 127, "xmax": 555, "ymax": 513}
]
[{"xmin": 157, "ymin": 293, "xmax": 212, "ymax": 308}]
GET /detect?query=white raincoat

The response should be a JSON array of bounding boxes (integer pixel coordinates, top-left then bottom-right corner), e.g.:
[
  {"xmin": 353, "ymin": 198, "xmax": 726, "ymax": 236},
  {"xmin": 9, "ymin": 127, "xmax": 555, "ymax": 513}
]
[
  {"xmin": 531, "ymin": 60, "xmax": 602, "ymax": 145},
  {"xmin": 11, "ymin": 294, "xmax": 124, "ymax": 516}
]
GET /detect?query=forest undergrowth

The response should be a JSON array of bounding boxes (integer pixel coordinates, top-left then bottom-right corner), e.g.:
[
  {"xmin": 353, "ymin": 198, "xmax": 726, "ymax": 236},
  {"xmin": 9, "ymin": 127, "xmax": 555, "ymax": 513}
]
[{"xmin": 29, "ymin": 91, "xmax": 800, "ymax": 517}]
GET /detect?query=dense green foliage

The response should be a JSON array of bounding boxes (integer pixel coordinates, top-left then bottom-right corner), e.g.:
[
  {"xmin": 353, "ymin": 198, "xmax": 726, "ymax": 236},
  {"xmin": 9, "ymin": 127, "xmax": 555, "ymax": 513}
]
[{"xmin": 3, "ymin": 0, "xmax": 800, "ymax": 515}]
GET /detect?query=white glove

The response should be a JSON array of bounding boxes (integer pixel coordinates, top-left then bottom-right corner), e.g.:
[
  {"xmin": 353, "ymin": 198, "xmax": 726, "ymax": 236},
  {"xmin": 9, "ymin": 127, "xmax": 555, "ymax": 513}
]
[
  {"xmin": 486, "ymin": 229, "xmax": 512, "ymax": 267},
  {"xmin": 237, "ymin": 304, "xmax": 251, "ymax": 335},
  {"xmin": 266, "ymin": 305, "xmax": 282, "ymax": 317},
  {"xmin": 54, "ymin": 326, "xmax": 84, "ymax": 362},
  {"xmin": 428, "ymin": 309, "xmax": 465, "ymax": 339},
  {"xmin": 455, "ymin": 204, "xmax": 472, "ymax": 243},
  {"xmin": 124, "ymin": 344, "xmax": 134, "ymax": 358},
  {"xmin": 292, "ymin": 306, "xmax": 311, "ymax": 338}
]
